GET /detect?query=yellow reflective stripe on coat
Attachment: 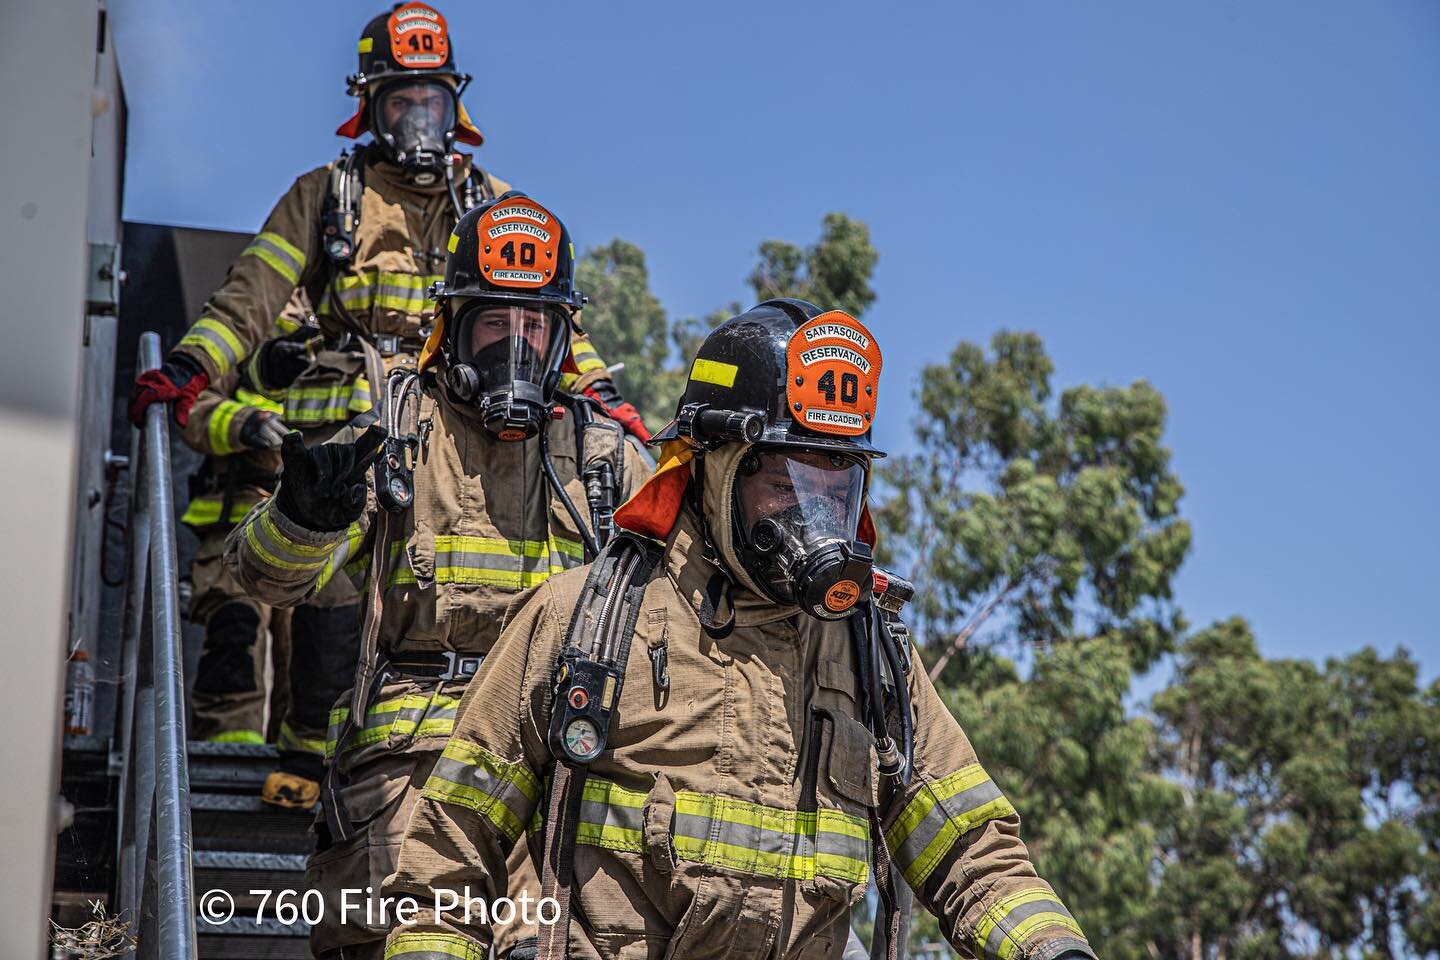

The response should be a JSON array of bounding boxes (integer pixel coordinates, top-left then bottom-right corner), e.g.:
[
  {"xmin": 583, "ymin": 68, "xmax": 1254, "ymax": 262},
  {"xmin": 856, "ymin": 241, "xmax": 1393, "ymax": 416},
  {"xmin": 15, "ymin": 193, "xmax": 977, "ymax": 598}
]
[
  {"xmin": 181, "ymin": 496, "xmax": 258, "ymax": 528},
  {"xmin": 205, "ymin": 730, "xmax": 265, "ymax": 746},
  {"xmin": 206, "ymin": 399, "xmax": 249, "ymax": 455},
  {"xmin": 243, "ymin": 506, "xmax": 335, "ymax": 574},
  {"xmin": 384, "ymin": 931, "xmax": 487, "ymax": 960},
  {"xmin": 277, "ymin": 721, "xmax": 326, "ymax": 758},
  {"xmin": 281, "ymin": 377, "xmax": 374, "ymax": 425},
  {"xmin": 569, "ymin": 337, "xmax": 606, "ymax": 375},
  {"xmin": 422, "ymin": 737, "xmax": 542, "ymax": 842},
  {"xmin": 243, "ymin": 231, "xmax": 306, "ymax": 285},
  {"xmin": 207, "ymin": 390, "xmax": 284, "ymax": 454},
  {"xmin": 387, "ymin": 535, "xmax": 586, "ymax": 590},
  {"xmin": 885, "ymin": 763, "xmax": 1016, "ymax": 888},
  {"xmin": 566, "ymin": 776, "xmax": 869, "ymax": 884},
  {"xmin": 316, "ymin": 521, "xmax": 367, "ymax": 594},
  {"xmin": 974, "ymin": 888, "xmax": 1086, "ymax": 960},
  {"xmin": 179, "ymin": 317, "xmax": 245, "ymax": 375},
  {"xmin": 235, "ymin": 387, "xmax": 284, "ymax": 415},
  {"xmin": 318, "ymin": 272, "xmax": 443, "ymax": 316},
  {"xmin": 272, "ymin": 313, "xmax": 303, "ymax": 335},
  {"xmin": 325, "ymin": 690, "xmax": 460, "ymax": 761}
]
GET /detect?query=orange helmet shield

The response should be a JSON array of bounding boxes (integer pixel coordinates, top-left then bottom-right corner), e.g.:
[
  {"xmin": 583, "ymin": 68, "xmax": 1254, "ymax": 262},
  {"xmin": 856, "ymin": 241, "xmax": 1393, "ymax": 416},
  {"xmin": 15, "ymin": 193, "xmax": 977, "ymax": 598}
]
[
  {"xmin": 387, "ymin": 3, "xmax": 450, "ymax": 70},
  {"xmin": 785, "ymin": 311, "xmax": 882, "ymax": 437},
  {"xmin": 477, "ymin": 198, "xmax": 564, "ymax": 290}
]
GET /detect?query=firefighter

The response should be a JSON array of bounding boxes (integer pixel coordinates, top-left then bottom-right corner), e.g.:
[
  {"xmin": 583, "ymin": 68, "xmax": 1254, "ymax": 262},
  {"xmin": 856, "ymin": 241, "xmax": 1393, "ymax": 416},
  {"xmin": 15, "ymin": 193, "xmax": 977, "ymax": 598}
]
[
  {"xmin": 126, "ymin": 1, "xmax": 649, "ymax": 438},
  {"xmin": 225, "ymin": 194, "xmax": 652, "ymax": 960},
  {"xmin": 178, "ymin": 297, "xmax": 363, "ymax": 803},
  {"xmin": 380, "ymin": 300, "xmax": 1098, "ymax": 960},
  {"xmin": 128, "ymin": 0, "xmax": 647, "ymax": 808}
]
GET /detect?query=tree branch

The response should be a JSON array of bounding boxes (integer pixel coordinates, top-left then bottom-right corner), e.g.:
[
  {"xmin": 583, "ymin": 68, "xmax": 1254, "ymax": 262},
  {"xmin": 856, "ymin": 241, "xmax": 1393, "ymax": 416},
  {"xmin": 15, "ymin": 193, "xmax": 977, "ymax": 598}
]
[{"xmin": 927, "ymin": 576, "xmax": 1023, "ymax": 681}]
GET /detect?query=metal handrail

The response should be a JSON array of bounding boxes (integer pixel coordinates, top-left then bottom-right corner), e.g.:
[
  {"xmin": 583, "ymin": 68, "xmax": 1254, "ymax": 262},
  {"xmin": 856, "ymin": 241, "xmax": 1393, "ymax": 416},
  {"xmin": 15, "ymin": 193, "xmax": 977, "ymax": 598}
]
[{"xmin": 113, "ymin": 332, "xmax": 198, "ymax": 959}]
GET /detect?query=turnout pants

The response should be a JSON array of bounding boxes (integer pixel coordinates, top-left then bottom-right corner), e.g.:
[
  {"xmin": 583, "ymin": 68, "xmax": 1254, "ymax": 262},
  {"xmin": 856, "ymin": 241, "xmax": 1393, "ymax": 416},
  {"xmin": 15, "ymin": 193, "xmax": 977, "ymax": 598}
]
[
  {"xmin": 190, "ymin": 530, "xmax": 360, "ymax": 769},
  {"xmin": 308, "ymin": 675, "xmax": 540, "ymax": 959}
]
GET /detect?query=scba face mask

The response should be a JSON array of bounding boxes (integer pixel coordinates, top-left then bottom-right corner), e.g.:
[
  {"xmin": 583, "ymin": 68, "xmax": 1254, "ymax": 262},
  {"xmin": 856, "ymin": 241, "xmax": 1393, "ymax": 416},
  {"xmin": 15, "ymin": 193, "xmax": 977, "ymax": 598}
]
[
  {"xmin": 444, "ymin": 299, "xmax": 569, "ymax": 440},
  {"xmin": 372, "ymin": 80, "xmax": 456, "ymax": 183},
  {"xmin": 731, "ymin": 447, "xmax": 873, "ymax": 619}
]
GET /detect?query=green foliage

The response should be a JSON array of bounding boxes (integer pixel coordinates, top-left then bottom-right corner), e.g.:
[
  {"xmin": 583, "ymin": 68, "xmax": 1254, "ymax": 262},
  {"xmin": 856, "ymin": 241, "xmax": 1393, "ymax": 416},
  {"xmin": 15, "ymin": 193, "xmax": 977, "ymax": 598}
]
[
  {"xmin": 1145, "ymin": 623, "xmax": 1439, "ymax": 958},
  {"xmin": 574, "ymin": 239, "xmax": 687, "ymax": 429},
  {"xmin": 748, "ymin": 212, "xmax": 878, "ymax": 318},
  {"xmin": 874, "ymin": 331, "xmax": 1190, "ymax": 679},
  {"xmin": 940, "ymin": 638, "xmax": 1181, "ymax": 960},
  {"xmin": 875, "ymin": 330, "xmax": 1437, "ymax": 959}
]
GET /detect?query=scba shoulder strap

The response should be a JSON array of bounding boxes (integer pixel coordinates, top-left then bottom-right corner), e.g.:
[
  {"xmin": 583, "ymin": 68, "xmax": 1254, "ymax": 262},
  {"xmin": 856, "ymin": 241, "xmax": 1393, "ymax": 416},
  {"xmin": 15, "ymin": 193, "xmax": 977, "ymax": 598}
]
[
  {"xmin": 535, "ymin": 531, "xmax": 662, "ymax": 960},
  {"xmin": 547, "ymin": 531, "xmax": 663, "ymax": 766},
  {"xmin": 320, "ymin": 146, "xmax": 497, "ymax": 269}
]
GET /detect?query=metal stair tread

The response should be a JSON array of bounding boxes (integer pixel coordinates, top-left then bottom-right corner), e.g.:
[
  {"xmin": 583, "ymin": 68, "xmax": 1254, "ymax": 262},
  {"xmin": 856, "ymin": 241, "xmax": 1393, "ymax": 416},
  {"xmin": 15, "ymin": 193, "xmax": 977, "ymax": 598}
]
[
  {"xmin": 193, "ymin": 850, "xmax": 309, "ymax": 871},
  {"xmin": 197, "ymin": 915, "xmax": 310, "ymax": 937},
  {"xmin": 192, "ymin": 792, "xmax": 318, "ymax": 815},
  {"xmin": 188, "ymin": 740, "xmax": 281, "ymax": 760}
]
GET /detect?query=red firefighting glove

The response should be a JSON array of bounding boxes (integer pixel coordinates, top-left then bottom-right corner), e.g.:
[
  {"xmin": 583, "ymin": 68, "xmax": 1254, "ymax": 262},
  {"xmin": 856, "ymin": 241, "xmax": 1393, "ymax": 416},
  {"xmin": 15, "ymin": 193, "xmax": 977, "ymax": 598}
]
[
  {"xmin": 128, "ymin": 354, "xmax": 209, "ymax": 428},
  {"xmin": 583, "ymin": 380, "xmax": 652, "ymax": 443}
]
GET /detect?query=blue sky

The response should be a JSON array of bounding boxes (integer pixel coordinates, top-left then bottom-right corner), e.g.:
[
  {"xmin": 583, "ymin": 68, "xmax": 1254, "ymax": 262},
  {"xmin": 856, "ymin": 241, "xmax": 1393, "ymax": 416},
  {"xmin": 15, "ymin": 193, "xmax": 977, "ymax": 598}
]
[{"xmin": 112, "ymin": 1, "xmax": 1438, "ymax": 678}]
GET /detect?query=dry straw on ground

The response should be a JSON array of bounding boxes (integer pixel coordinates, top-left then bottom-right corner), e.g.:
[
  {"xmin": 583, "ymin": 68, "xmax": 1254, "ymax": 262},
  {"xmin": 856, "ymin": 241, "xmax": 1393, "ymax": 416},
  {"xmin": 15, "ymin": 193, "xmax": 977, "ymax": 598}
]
[{"xmin": 49, "ymin": 899, "xmax": 135, "ymax": 959}]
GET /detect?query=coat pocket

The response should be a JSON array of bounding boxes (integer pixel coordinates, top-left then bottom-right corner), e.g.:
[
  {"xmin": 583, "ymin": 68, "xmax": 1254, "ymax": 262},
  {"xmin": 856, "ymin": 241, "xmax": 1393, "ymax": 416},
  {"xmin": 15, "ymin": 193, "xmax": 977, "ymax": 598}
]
[
  {"xmin": 814, "ymin": 657, "xmax": 860, "ymax": 708},
  {"xmin": 818, "ymin": 706, "xmax": 876, "ymax": 810}
]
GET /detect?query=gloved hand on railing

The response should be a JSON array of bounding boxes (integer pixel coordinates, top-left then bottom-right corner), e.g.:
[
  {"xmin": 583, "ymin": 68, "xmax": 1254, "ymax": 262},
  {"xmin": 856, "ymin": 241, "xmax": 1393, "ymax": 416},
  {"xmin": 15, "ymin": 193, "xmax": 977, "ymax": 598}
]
[
  {"xmin": 273, "ymin": 426, "xmax": 385, "ymax": 532},
  {"xmin": 128, "ymin": 354, "xmax": 209, "ymax": 428},
  {"xmin": 239, "ymin": 411, "xmax": 289, "ymax": 450}
]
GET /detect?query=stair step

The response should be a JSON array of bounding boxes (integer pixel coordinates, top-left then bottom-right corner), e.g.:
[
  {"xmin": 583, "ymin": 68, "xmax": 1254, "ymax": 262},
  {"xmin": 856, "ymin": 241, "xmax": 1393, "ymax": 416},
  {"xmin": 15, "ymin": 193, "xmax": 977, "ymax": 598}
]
[
  {"xmin": 193, "ymin": 792, "xmax": 316, "ymax": 814},
  {"xmin": 194, "ymin": 849, "xmax": 308, "ymax": 910},
  {"xmin": 190, "ymin": 792, "xmax": 315, "ymax": 856},
  {"xmin": 189, "ymin": 742, "xmax": 281, "ymax": 760},
  {"xmin": 198, "ymin": 915, "xmax": 309, "ymax": 937},
  {"xmin": 198, "ymin": 922, "xmax": 312, "ymax": 960},
  {"xmin": 187, "ymin": 741, "xmax": 283, "ymax": 792},
  {"xmin": 194, "ymin": 851, "xmax": 309, "ymax": 872}
]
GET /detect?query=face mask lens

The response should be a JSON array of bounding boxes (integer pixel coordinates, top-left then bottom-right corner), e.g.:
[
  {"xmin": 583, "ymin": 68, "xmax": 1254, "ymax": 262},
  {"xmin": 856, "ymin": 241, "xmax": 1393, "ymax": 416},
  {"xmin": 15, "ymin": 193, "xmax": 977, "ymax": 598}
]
[
  {"xmin": 375, "ymin": 81, "xmax": 454, "ymax": 155},
  {"xmin": 453, "ymin": 302, "xmax": 562, "ymax": 391},
  {"xmin": 735, "ymin": 449, "xmax": 865, "ymax": 549}
]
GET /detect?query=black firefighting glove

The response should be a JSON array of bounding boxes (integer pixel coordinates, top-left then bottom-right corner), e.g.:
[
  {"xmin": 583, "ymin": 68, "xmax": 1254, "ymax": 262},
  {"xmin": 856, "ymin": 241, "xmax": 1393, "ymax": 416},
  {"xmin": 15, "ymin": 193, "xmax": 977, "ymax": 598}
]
[
  {"xmin": 238, "ymin": 410, "xmax": 289, "ymax": 450},
  {"xmin": 128, "ymin": 353, "xmax": 208, "ymax": 427},
  {"xmin": 273, "ymin": 426, "xmax": 385, "ymax": 532},
  {"xmin": 244, "ymin": 327, "xmax": 318, "ymax": 393}
]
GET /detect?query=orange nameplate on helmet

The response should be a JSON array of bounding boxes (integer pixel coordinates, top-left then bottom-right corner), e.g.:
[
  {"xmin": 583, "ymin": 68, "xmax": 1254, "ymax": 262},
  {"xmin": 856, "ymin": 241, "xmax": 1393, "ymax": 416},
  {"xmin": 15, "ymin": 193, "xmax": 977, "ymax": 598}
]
[
  {"xmin": 388, "ymin": 3, "xmax": 450, "ymax": 69},
  {"xmin": 477, "ymin": 198, "xmax": 563, "ymax": 290},
  {"xmin": 785, "ymin": 311, "xmax": 881, "ymax": 437}
]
